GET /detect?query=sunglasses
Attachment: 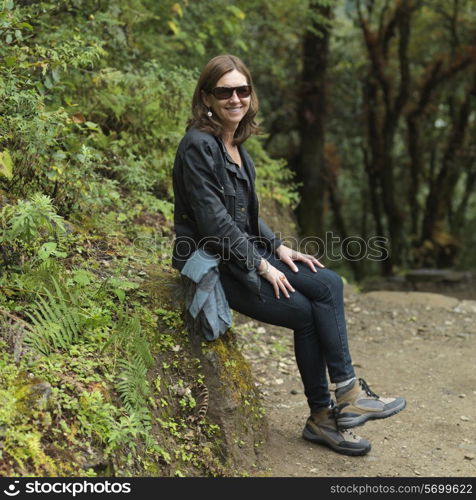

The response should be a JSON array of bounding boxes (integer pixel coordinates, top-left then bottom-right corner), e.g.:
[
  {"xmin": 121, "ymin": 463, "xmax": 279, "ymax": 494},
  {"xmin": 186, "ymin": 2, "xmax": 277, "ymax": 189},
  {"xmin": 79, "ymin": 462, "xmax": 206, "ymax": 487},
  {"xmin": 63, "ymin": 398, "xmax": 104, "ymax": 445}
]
[{"xmin": 208, "ymin": 85, "xmax": 252, "ymax": 100}]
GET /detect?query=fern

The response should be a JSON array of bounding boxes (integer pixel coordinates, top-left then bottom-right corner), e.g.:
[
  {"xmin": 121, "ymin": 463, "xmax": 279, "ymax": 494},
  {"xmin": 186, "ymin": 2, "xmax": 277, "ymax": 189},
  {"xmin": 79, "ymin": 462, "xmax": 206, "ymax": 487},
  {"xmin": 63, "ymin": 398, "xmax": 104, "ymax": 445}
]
[
  {"xmin": 101, "ymin": 307, "xmax": 155, "ymax": 416},
  {"xmin": 132, "ymin": 330, "xmax": 154, "ymax": 368},
  {"xmin": 105, "ymin": 410, "xmax": 153, "ymax": 454},
  {"xmin": 115, "ymin": 356, "xmax": 150, "ymax": 413},
  {"xmin": 4, "ymin": 429, "xmax": 57, "ymax": 476},
  {"xmin": 100, "ymin": 307, "xmax": 138, "ymax": 353},
  {"xmin": 24, "ymin": 277, "xmax": 83, "ymax": 355}
]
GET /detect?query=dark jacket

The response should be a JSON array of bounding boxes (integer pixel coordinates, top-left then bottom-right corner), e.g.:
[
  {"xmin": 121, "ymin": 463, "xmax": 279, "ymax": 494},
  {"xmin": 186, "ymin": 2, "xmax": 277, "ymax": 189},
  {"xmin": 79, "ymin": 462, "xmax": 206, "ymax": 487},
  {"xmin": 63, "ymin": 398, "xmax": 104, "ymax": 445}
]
[{"xmin": 172, "ymin": 127, "xmax": 282, "ymax": 297}]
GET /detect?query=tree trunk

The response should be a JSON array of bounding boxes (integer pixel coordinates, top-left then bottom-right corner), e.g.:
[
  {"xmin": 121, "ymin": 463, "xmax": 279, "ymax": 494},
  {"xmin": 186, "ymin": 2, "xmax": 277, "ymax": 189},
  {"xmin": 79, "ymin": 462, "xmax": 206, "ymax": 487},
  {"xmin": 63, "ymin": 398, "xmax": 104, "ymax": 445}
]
[
  {"xmin": 294, "ymin": 1, "xmax": 332, "ymax": 242},
  {"xmin": 420, "ymin": 70, "xmax": 476, "ymax": 266},
  {"xmin": 357, "ymin": 0, "xmax": 415, "ymax": 273}
]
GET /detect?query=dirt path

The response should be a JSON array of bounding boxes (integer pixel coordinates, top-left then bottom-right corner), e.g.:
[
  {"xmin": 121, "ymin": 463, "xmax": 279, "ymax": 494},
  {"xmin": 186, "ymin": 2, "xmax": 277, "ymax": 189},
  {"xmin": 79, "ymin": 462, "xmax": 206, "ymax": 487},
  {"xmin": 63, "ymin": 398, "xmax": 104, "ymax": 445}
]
[{"xmin": 235, "ymin": 286, "xmax": 476, "ymax": 477}]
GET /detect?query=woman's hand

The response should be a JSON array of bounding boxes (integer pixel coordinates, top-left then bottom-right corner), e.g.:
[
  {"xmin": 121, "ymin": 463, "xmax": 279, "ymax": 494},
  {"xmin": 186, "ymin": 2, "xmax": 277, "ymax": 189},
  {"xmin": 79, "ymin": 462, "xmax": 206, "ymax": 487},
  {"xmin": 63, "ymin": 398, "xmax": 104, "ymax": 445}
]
[
  {"xmin": 257, "ymin": 259, "xmax": 295, "ymax": 299},
  {"xmin": 275, "ymin": 244, "xmax": 325, "ymax": 273}
]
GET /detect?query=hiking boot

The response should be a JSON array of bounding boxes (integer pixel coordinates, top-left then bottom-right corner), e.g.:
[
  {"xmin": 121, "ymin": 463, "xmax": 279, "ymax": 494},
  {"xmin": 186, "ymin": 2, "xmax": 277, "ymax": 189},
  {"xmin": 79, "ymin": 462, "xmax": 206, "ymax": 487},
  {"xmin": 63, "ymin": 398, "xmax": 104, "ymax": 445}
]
[
  {"xmin": 302, "ymin": 404, "xmax": 371, "ymax": 456},
  {"xmin": 335, "ymin": 378, "xmax": 406, "ymax": 429}
]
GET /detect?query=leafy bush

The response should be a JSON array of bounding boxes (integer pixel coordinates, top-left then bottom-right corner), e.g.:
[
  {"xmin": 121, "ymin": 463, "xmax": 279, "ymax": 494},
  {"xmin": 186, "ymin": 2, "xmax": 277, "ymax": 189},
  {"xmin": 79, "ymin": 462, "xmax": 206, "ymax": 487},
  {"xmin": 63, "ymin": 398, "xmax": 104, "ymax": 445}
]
[{"xmin": 0, "ymin": 194, "xmax": 68, "ymax": 271}]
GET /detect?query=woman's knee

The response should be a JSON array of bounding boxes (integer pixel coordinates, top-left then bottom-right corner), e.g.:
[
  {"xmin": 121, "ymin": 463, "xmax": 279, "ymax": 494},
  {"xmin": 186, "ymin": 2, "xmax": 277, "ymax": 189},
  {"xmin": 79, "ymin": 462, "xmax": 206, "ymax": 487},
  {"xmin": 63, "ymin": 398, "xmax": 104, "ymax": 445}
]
[
  {"xmin": 311, "ymin": 268, "xmax": 344, "ymax": 299},
  {"xmin": 321, "ymin": 268, "xmax": 344, "ymax": 289}
]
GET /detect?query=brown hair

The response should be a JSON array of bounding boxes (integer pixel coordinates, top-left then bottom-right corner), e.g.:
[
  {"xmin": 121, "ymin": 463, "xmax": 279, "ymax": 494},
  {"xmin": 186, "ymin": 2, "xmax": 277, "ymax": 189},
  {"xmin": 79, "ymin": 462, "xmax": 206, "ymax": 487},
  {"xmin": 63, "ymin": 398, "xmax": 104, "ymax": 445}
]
[{"xmin": 187, "ymin": 54, "xmax": 260, "ymax": 145}]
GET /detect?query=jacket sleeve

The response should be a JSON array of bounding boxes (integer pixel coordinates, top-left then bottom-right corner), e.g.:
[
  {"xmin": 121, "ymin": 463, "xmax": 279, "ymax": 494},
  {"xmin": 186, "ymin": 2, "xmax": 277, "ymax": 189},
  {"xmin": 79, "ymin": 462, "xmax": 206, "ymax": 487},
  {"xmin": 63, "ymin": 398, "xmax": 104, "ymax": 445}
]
[{"xmin": 182, "ymin": 139, "xmax": 264, "ymax": 272}]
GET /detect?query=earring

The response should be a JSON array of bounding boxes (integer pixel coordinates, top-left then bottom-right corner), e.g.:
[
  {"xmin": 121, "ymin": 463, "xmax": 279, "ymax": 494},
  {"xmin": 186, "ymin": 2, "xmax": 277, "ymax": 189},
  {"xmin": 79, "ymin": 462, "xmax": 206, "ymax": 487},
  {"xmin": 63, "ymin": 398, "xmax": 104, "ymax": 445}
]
[{"xmin": 207, "ymin": 107, "xmax": 213, "ymax": 117}]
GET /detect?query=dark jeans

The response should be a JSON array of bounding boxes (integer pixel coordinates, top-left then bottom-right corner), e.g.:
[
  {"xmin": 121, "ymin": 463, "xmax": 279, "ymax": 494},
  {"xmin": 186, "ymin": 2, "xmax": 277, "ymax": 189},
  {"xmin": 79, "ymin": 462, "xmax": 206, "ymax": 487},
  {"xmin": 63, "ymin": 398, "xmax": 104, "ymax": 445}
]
[{"xmin": 219, "ymin": 245, "xmax": 355, "ymax": 411}]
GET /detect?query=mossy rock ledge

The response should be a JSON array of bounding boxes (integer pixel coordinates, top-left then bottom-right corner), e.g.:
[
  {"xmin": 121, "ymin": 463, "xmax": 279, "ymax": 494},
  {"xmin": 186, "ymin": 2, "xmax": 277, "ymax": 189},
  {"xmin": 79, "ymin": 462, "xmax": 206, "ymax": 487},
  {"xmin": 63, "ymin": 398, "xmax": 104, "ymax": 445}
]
[
  {"xmin": 144, "ymin": 269, "xmax": 269, "ymax": 475},
  {"xmin": 0, "ymin": 270, "xmax": 268, "ymax": 478}
]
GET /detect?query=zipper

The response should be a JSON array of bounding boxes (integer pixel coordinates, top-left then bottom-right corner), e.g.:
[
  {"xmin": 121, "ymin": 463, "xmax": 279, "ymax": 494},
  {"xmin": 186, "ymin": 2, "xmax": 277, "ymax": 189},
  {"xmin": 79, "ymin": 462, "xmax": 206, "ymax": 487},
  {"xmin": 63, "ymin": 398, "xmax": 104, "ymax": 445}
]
[{"xmin": 256, "ymin": 194, "xmax": 261, "ymax": 239}]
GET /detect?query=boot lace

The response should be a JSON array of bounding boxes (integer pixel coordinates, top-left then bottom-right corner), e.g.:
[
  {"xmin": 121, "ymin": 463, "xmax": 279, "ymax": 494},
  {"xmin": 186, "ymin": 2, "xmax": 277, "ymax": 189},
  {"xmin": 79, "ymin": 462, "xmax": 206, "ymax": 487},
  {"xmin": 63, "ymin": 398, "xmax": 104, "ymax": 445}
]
[
  {"xmin": 359, "ymin": 378, "xmax": 380, "ymax": 399},
  {"xmin": 330, "ymin": 403, "xmax": 359, "ymax": 440}
]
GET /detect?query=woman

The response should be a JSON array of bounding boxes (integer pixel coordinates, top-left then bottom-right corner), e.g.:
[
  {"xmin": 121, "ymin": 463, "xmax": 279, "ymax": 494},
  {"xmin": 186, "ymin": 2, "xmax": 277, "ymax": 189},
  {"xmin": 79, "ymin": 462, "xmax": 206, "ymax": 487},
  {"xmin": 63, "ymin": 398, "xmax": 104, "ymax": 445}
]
[{"xmin": 172, "ymin": 54, "xmax": 406, "ymax": 456}]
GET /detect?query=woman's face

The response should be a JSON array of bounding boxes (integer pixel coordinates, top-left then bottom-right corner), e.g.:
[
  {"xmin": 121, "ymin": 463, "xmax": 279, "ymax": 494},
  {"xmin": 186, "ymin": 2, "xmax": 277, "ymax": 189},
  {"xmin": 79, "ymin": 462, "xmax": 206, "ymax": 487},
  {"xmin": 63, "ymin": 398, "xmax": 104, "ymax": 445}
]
[{"xmin": 203, "ymin": 69, "xmax": 251, "ymax": 133}]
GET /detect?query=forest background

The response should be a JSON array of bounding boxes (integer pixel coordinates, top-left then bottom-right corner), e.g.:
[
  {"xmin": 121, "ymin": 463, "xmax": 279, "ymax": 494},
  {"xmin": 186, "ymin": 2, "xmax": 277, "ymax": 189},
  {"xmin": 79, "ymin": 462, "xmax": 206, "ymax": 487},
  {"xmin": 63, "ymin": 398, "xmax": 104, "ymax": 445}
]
[{"xmin": 0, "ymin": 0, "xmax": 475, "ymax": 477}]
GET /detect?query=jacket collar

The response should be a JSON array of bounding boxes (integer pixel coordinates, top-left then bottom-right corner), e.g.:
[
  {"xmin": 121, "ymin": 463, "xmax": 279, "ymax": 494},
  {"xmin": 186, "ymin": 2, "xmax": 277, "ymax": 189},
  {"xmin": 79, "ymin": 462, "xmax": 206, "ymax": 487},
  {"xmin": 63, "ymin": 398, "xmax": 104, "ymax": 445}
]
[{"xmin": 215, "ymin": 136, "xmax": 255, "ymax": 186}]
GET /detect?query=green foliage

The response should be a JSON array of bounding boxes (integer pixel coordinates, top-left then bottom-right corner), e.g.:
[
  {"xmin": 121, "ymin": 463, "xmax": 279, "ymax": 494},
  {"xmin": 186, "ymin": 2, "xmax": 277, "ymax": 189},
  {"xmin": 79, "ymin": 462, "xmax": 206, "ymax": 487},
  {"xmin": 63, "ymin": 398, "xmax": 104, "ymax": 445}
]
[
  {"xmin": 0, "ymin": 2, "xmax": 107, "ymax": 213},
  {"xmin": 0, "ymin": 0, "xmax": 303, "ymax": 478},
  {"xmin": 76, "ymin": 390, "xmax": 118, "ymax": 444},
  {"xmin": 105, "ymin": 411, "xmax": 163, "ymax": 459},
  {"xmin": 101, "ymin": 309, "xmax": 139, "ymax": 352},
  {"xmin": 116, "ymin": 330, "xmax": 153, "ymax": 413},
  {"xmin": 155, "ymin": 307, "xmax": 183, "ymax": 330},
  {"xmin": 98, "ymin": 307, "xmax": 155, "ymax": 446},
  {"xmin": 0, "ymin": 194, "xmax": 69, "ymax": 274},
  {"xmin": 164, "ymin": 1, "xmax": 247, "ymax": 60},
  {"xmin": 81, "ymin": 62, "xmax": 196, "ymax": 199},
  {"xmin": 0, "ymin": 149, "xmax": 13, "ymax": 180},
  {"xmin": 0, "ymin": 193, "xmax": 67, "ymax": 246},
  {"xmin": 116, "ymin": 355, "xmax": 150, "ymax": 413},
  {"xmin": 23, "ymin": 277, "xmax": 83, "ymax": 355},
  {"xmin": 0, "ymin": 341, "xmax": 65, "ymax": 475},
  {"xmin": 246, "ymin": 136, "xmax": 300, "ymax": 208}
]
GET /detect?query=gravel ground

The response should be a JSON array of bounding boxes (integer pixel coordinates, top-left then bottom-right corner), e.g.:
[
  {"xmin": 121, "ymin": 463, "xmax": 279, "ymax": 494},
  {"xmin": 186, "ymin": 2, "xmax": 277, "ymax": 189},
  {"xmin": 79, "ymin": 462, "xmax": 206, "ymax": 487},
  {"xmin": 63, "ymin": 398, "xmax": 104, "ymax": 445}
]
[{"xmin": 234, "ymin": 286, "xmax": 476, "ymax": 477}]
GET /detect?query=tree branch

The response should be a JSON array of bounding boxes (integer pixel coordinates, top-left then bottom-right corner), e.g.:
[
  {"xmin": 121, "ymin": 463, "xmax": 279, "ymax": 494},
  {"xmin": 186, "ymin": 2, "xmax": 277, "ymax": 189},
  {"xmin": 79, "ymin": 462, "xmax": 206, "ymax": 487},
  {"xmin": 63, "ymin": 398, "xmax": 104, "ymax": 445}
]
[
  {"xmin": 421, "ymin": 68, "xmax": 476, "ymax": 243},
  {"xmin": 407, "ymin": 46, "xmax": 476, "ymax": 119},
  {"xmin": 394, "ymin": 1, "xmax": 416, "ymax": 115}
]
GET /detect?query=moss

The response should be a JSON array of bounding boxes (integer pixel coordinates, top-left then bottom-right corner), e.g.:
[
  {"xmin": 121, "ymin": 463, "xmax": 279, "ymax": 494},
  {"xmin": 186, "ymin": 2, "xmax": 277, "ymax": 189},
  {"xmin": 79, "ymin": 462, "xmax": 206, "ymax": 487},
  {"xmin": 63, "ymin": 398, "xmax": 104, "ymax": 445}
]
[
  {"xmin": 142, "ymin": 267, "xmax": 182, "ymax": 309},
  {"xmin": 206, "ymin": 332, "xmax": 256, "ymax": 402},
  {"xmin": 0, "ymin": 355, "xmax": 84, "ymax": 476},
  {"xmin": 203, "ymin": 330, "xmax": 266, "ymax": 438}
]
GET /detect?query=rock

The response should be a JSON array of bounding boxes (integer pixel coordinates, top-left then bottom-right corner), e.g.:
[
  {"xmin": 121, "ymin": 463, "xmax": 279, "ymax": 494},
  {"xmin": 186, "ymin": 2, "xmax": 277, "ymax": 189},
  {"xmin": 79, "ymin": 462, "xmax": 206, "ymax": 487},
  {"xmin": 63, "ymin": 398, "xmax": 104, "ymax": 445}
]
[
  {"xmin": 453, "ymin": 300, "xmax": 476, "ymax": 314},
  {"xmin": 464, "ymin": 454, "xmax": 475, "ymax": 460},
  {"xmin": 171, "ymin": 384, "xmax": 191, "ymax": 397},
  {"xmin": 459, "ymin": 394, "xmax": 466, "ymax": 398},
  {"xmin": 190, "ymin": 329, "xmax": 268, "ymax": 470},
  {"xmin": 460, "ymin": 416, "xmax": 470, "ymax": 421},
  {"xmin": 290, "ymin": 389, "xmax": 298, "ymax": 395},
  {"xmin": 30, "ymin": 381, "xmax": 53, "ymax": 404}
]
